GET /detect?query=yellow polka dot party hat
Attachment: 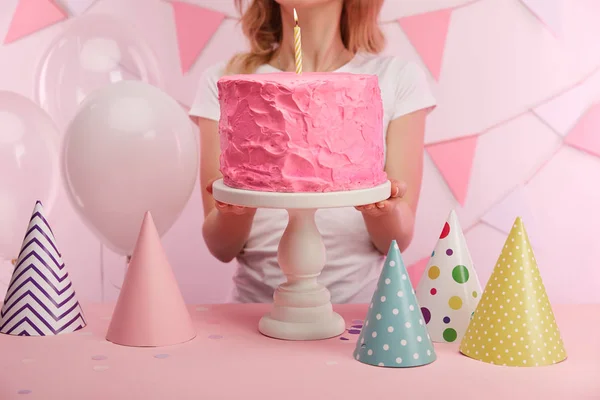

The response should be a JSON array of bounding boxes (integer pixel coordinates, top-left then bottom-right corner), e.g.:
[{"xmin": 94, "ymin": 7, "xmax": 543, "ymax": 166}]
[
  {"xmin": 415, "ymin": 210, "xmax": 482, "ymax": 343},
  {"xmin": 459, "ymin": 217, "xmax": 567, "ymax": 367}
]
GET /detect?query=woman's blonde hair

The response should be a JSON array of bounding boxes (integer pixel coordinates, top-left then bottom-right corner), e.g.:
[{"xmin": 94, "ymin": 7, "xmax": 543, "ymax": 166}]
[{"xmin": 227, "ymin": 0, "xmax": 385, "ymax": 74}]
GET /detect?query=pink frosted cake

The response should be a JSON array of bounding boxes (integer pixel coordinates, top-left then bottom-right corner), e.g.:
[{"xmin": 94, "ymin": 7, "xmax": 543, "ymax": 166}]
[{"xmin": 217, "ymin": 72, "xmax": 387, "ymax": 193}]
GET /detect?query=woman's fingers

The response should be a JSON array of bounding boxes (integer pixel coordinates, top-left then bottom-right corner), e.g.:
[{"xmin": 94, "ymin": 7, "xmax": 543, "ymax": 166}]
[
  {"xmin": 215, "ymin": 200, "xmax": 254, "ymax": 215},
  {"xmin": 215, "ymin": 200, "xmax": 228, "ymax": 210},
  {"xmin": 397, "ymin": 181, "xmax": 408, "ymax": 197},
  {"xmin": 205, "ymin": 179, "xmax": 216, "ymax": 194},
  {"xmin": 205, "ymin": 176, "xmax": 223, "ymax": 194},
  {"xmin": 232, "ymin": 206, "xmax": 248, "ymax": 215},
  {"xmin": 389, "ymin": 179, "xmax": 408, "ymax": 198}
]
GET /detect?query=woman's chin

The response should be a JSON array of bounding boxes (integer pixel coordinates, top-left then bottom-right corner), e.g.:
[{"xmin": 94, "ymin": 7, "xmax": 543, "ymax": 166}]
[{"xmin": 275, "ymin": 0, "xmax": 342, "ymax": 10}]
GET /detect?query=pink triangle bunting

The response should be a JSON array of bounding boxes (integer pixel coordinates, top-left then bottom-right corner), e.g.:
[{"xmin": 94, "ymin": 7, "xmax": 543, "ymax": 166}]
[
  {"xmin": 407, "ymin": 256, "xmax": 429, "ymax": 287},
  {"xmin": 426, "ymin": 135, "xmax": 478, "ymax": 205},
  {"xmin": 58, "ymin": 0, "xmax": 96, "ymax": 16},
  {"xmin": 398, "ymin": 9, "xmax": 452, "ymax": 81},
  {"xmin": 171, "ymin": 2, "xmax": 225, "ymax": 74},
  {"xmin": 564, "ymin": 103, "xmax": 600, "ymax": 158},
  {"xmin": 481, "ymin": 185, "xmax": 540, "ymax": 247},
  {"xmin": 519, "ymin": 0, "xmax": 562, "ymax": 37},
  {"xmin": 4, "ymin": 0, "xmax": 67, "ymax": 44}
]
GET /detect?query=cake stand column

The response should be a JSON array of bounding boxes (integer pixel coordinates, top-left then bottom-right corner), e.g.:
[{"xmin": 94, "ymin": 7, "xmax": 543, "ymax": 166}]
[
  {"xmin": 258, "ymin": 208, "xmax": 345, "ymax": 340},
  {"xmin": 211, "ymin": 179, "xmax": 390, "ymax": 341}
]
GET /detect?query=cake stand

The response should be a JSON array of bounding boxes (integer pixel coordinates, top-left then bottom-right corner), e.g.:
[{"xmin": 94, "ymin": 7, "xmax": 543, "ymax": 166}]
[{"xmin": 212, "ymin": 179, "xmax": 391, "ymax": 341}]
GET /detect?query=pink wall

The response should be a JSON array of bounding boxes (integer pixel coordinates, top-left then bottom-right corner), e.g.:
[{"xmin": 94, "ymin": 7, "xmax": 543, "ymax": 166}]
[{"xmin": 1, "ymin": 0, "xmax": 599, "ymax": 304}]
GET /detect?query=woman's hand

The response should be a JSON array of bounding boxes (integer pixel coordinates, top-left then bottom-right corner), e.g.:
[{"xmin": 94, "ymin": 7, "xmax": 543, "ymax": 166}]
[
  {"xmin": 206, "ymin": 177, "xmax": 257, "ymax": 216},
  {"xmin": 355, "ymin": 179, "xmax": 408, "ymax": 218}
]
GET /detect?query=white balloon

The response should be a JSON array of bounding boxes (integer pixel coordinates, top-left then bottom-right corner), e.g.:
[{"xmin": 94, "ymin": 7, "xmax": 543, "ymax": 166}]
[{"xmin": 62, "ymin": 81, "xmax": 199, "ymax": 256}]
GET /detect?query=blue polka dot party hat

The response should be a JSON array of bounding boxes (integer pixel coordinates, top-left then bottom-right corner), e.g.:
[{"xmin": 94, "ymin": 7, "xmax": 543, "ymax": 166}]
[
  {"xmin": 415, "ymin": 210, "xmax": 482, "ymax": 343},
  {"xmin": 353, "ymin": 241, "xmax": 436, "ymax": 368}
]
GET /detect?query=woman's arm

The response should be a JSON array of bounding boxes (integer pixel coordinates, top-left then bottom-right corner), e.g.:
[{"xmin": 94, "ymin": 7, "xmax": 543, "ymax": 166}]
[
  {"xmin": 358, "ymin": 109, "xmax": 427, "ymax": 253},
  {"xmin": 197, "ymin": 117, "xmax": 257, "ymax": 263}
]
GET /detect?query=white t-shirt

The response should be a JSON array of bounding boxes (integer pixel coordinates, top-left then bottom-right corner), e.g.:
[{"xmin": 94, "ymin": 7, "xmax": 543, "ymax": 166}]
[{"xmin": 190, "ymin": 52, "xmax": 436, "ymax": 304}]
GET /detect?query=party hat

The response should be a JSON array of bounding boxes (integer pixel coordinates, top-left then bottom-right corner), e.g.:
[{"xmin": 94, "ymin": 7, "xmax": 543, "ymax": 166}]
[
  {"xmin": 0, "ymin": 201, "xmax": 86, "ymax": 336},
  {"xmin": 416, "ymin": 210, "xmax": 482, "ymax": 343},
  {"xmin": 106, "ymin": 211, "xmax": 195, "ymax": 347},
  {"xmin": 459, "ymin": 217, "xmax": 567, "ymax": 367},
  {"xmin": 353, "ymin": 241, "xmax": 436, "ymax": 367}
]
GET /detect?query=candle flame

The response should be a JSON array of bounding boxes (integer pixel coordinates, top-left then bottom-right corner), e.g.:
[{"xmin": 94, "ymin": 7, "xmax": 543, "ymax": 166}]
[{"xmin": 293, "ymin": 8, "xmax": 298, "ymax": 25}]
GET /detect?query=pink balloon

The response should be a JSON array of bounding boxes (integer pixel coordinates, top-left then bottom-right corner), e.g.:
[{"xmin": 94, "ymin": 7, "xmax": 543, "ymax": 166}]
[
  {"xmin": 35, "ymin": 13, "xmax": 162, "ymax": 129},
  {"xmin": 0, "ymin": 92, "xmax": 59, "ymax": 260},
  {"xmin": 62, "ymin": 81, "xmax": 198, "ymax": 256}
]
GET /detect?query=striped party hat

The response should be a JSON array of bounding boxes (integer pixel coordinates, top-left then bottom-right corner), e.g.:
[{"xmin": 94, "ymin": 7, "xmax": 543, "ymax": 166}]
[{"xmin": 0, "ymin": 201, "xmax": 86, "ymax": 336}]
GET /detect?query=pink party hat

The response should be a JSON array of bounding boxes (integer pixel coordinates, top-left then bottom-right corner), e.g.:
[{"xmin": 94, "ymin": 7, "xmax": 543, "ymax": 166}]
[
  {"xmin": 106, "ymin": 211, "xmax": 195, "ymax": 347},
  {"xmin": 0, "ymin": 201, "xmax": 86, "ymax": 336}
]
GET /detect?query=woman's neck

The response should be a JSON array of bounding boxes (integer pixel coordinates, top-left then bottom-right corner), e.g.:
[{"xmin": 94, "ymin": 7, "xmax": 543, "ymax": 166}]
[{"xmin": 274, "ymin": 2, "xmax": 353, "ymax": 72}]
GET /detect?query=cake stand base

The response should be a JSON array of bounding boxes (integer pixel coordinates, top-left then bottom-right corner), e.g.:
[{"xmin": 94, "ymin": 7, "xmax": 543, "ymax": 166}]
[
  {"xmin": 212, "ymin": 179, "xmax": 391, "ymax": 341},
  {"xmin": 258, "ymin": 312, "xmax": 346, "ymax": 341}
]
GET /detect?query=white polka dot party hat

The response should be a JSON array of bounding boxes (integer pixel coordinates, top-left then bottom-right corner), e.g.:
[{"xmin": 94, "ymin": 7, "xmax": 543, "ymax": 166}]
[
  {"xmin": 353, "ymin": 241, "xmax": 436, "ymax": 368},
  {"xmin": 415, "ymin": 210, "xmax": 482, "ymax": 343},
  {"xmin": 459, "ymin": 217, "xmax": 567, "ymax": 367}
]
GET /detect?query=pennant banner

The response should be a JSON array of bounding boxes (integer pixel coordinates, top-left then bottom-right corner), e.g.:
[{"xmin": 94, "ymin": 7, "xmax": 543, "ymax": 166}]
[
  {"xmin": 481, "ymin": 185, "xmax": 540, "ymax": 247},
  {"xmin": 519, "ymin": 0, "xmax": 562, "ymax": 37},
  {"xmin": 398, "ymin": 9, "xmax": 452, "ymax": 81},
  {"xmin": 171, "ymin": 1, "xmax": 225, "ymax": 74},
  {"xmin": 407, "ymin": 256, "xmax": 429, "ymax": 287},
  {"xmin": 4, "ymin": 0, "xmax": 67, "ymax": 44},
  {"xmin": 533, "ymin": 70, "xmax": 600, "ymax": 137},
  {"xmin": 58, "ymin": 0, "xmax": 96, "ymax": 16},
  {"xmin": 426, "ymin": 135, "xmax": 478, "ymax": 205},
  {"xmin": 564, "ymin": 103, "xmax": 600, "ymax": 158}
]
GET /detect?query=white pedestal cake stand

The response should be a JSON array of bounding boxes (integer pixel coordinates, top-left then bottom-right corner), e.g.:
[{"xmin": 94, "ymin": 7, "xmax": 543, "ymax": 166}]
[{"xmin": 212, "ymin": 179, "xmax": 391, "ymax": 341}]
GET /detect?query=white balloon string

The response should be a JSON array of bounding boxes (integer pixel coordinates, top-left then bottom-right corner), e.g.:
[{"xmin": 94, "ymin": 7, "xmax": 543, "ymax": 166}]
[{"xmin": 109, "ymin": 254, "xmax": 131, "ymax": 291}]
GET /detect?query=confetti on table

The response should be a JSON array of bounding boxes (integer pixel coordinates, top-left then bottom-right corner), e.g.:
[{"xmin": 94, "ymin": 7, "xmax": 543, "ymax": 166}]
[
  {"xmin": 154, "ymin": 354, "xmax": 170, "ymax": 359},
  {"xmin": 17, "ymin": 390, "xmax": 32, "ymax": 395},
  {"xmin": 93, "ymin": 365, "xmax": 109, "ymax": 371},
  {"xmin": 208, "ymin": 335, "xmax": 223, "ymax": 340},
  {"xmin": 91, "ymin": 355, "xmax": 107, "ymax": 361}
]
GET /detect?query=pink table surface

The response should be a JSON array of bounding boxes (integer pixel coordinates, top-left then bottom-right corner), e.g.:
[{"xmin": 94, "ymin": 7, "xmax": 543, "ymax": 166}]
[{"xmin": 0, "ymin": 304, "xmax": 599, "ymax": 400}]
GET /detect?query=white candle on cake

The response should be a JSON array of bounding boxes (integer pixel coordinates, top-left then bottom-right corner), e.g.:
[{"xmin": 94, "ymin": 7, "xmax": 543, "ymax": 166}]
[{"xmin": 293, "ymin": 8, "xmax": 303, "ymax": 74}]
